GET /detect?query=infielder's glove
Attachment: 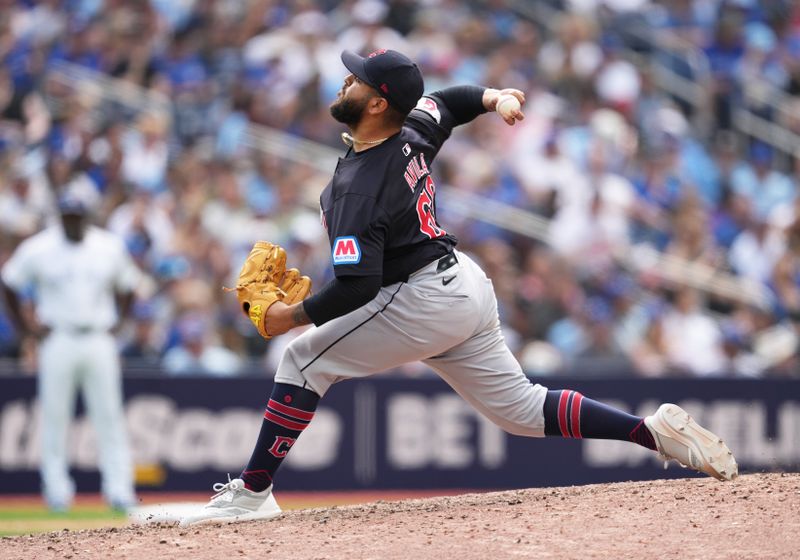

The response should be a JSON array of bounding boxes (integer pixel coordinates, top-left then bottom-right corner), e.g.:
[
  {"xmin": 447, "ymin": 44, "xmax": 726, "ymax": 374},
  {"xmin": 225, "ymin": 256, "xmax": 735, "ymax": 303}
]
[{"xmin": 229, "ymin": 241, "xmax": 312, "ymax": 339}]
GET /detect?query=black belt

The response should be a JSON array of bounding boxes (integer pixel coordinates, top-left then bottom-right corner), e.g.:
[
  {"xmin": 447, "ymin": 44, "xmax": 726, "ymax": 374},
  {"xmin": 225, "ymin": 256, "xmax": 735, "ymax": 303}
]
[
  {"xmin": 398, "ymin": 252, "xmax": 458, "ymax": 283},
  {"xmin": 51, "ymin": 326, "xmax": 105, "ymax": 335},
  {"xmin": 436, "ymin": 252, "xmax": 458, "ymax": 273}
]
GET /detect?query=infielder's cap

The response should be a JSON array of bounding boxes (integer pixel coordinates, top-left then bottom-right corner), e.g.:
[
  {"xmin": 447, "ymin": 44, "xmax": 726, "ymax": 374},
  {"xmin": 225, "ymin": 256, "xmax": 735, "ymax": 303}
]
[
  {"xmin": 341, "ymin": 49, "xmax": 424, "ymax": 115},
  {"xmin": 57, "ymin": 193, "xmax": 88, "ymax": 215}
]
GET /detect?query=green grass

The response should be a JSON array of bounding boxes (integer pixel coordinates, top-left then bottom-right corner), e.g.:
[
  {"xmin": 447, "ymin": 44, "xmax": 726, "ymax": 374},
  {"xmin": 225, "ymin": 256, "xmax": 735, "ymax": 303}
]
[{"xmin": 0, "ymin": 505, "xmax": 127, "ymax": 536}]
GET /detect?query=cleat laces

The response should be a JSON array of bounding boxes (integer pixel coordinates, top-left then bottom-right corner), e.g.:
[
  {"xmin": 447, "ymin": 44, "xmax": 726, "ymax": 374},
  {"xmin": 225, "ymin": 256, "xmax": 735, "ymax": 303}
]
[{"xmin": 209, "ymin": 475, "xmax": 244, "ymax": 505}]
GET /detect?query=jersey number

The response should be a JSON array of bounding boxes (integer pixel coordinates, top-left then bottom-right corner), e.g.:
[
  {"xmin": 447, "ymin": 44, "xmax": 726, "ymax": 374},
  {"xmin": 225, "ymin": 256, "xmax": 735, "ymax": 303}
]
[{"xmin": 416, "ymin": 176, "xmax": 446, "ymax": 239}]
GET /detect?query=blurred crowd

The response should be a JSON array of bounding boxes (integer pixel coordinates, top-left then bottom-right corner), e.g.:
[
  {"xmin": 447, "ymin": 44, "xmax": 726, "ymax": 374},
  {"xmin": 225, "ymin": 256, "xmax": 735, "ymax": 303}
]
[{"xmin": 1, "ymin": 0, "xmax": 799, "ymax": 378}]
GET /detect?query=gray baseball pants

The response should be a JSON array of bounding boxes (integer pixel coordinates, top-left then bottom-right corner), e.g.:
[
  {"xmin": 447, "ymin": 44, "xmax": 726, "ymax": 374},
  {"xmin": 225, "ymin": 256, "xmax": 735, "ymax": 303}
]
[{"xmin": 275, "ymin": 250, "xmax": 548, "ymax": 437}]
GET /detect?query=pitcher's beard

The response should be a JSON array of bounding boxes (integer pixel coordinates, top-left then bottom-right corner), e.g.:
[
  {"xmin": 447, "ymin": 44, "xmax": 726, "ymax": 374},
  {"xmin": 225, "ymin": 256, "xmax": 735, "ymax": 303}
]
[{"xmin": 330, "ymin": 96, "xmax": 367, "ymax": 127}]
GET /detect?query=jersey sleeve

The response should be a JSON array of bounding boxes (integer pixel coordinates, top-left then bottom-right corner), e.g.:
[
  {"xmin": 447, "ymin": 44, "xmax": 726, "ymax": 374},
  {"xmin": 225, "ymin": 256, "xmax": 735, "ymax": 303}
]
[
  {"xmin": 327, "ymin": 193, "xmax": 389, "ymax": 278},
  {"xmin": 0, "ymin": 238, "xmax": 38, "ymax": 291},
  {"xmin": 302, "ymin": 274, "xmax": 382, "ymax": 326},
  {"xmin": 405, "ymin": 85, "xmax": 487, "ymax": 141}
]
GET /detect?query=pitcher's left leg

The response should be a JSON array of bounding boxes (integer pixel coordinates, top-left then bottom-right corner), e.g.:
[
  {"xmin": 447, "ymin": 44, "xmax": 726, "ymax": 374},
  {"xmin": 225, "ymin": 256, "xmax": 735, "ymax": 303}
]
[
  {"xmin": 183, "ymin": 277, "xmax": 483, "ymax": 525},
  {"xmin": 275, "ymin": 280, "xmax": 481, "ymax": 396}
]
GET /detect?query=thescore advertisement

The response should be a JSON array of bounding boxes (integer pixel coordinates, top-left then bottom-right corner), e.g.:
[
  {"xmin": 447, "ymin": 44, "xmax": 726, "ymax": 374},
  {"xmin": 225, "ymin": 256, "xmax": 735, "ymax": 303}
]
[{"xmin": 0, "ymin": 375, "xmax": 797, "ymax": 493}]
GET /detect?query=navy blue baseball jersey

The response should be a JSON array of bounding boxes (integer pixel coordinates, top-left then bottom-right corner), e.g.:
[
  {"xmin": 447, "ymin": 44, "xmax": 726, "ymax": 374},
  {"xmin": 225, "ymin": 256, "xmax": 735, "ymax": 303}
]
[{"xmin": 320, "ymin": 95, "xmax": 460, "ymax": 286}]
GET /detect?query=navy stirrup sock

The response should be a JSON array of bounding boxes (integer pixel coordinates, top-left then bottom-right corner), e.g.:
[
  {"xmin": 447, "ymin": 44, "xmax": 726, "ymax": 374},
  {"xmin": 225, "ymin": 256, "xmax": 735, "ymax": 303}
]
[
  {"xmin": 543, "ymin": 390, "xmax": 656, "ymax": 451},
  {"xmin": 240, "ymin": 383, "xmax": 320, "ymax": 492}
]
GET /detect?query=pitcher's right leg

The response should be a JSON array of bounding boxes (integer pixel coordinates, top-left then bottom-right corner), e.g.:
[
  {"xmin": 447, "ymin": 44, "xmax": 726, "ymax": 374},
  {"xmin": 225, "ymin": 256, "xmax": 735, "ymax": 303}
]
[
  {"xmin": 424, "ymin": 323, "xmax": 548, "ymax": 437},
  {"xmin": 425, "ymin": 253, "xmax": 737, "ymax": 480},
  {"xmin": 425, "ymin": 328, "xmax": 738, "ymax": 481}
]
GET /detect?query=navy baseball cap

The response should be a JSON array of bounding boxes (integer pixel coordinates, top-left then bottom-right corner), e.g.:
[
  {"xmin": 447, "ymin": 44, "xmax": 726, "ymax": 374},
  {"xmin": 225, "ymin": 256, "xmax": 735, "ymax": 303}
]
[{"xmin": 341, "ymin": 49, "xmax": 424, "ymax": 115}]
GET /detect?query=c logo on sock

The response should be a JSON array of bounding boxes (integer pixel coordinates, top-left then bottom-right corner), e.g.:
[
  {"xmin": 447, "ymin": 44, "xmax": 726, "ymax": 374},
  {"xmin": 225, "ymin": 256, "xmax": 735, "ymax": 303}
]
[{"xmin": 268, "ymin": 436, "xmax": 296, "ymax": 458}]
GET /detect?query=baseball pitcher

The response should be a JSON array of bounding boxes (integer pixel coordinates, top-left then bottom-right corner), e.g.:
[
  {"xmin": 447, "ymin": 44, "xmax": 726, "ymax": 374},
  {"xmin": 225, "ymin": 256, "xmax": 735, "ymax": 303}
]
[{"xmin": 182, "ymin": 50, "xmax": 737, "ymax": 525}]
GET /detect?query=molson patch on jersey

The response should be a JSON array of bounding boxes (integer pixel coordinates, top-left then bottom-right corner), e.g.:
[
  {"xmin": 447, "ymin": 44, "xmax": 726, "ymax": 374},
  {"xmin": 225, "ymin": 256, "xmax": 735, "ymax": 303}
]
[{"xmin": 332, "ymin": 236, "xmax": 361, "ymax": 265}]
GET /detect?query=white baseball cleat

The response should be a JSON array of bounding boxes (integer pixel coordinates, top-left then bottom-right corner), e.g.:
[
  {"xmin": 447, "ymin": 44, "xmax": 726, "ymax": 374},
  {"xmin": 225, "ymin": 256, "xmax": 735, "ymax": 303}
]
[
  {"xmin": 644, "ymin": 403, "xmax": 738, "ymax": 482},
  {"xmin": 179, "ymin": 477, "xmax": 282, "ymax": 526}
]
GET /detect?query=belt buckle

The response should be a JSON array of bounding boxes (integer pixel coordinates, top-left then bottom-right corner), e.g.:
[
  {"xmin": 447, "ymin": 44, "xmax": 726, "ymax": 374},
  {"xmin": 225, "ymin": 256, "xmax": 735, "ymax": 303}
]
[{"xmin": 436, "ymin": 253, "xmax": 457, "ymax": 273}]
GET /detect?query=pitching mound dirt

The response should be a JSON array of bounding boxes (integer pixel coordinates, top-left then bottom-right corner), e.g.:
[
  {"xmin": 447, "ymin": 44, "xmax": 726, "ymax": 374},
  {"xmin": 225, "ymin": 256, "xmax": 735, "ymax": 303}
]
[{"xmin": 2, "ymin": 473, "xmax": 798, "ymax": 560}]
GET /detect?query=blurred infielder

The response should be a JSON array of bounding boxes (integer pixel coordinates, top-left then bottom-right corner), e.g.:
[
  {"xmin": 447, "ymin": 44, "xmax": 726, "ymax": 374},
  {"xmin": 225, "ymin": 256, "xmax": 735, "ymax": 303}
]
[
  {"xmin": 1, "ymin": 194, "xmax": 140, "ymax": 511},
  {"xmin": 183, "ymin": 50, "xmax": 738, "ymax": 525}
]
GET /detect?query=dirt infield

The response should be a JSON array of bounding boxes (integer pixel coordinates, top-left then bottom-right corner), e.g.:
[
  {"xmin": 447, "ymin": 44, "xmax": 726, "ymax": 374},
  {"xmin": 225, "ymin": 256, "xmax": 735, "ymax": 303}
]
[{"xmin": 2, "ymin": 473, "xmax": 798, "ymax": 560}]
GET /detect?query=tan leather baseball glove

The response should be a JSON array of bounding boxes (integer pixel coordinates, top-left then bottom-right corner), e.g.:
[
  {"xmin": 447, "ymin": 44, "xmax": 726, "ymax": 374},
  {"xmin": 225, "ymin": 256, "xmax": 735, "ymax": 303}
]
[{"xmin": 229, "ymin": 241, "xmax": 312, "ymax": 339}]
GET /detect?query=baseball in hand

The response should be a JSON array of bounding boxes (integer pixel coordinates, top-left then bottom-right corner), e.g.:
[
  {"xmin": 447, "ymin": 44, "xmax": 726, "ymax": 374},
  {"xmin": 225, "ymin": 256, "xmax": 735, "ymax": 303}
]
[{"xmin": 496, "ymin": 94, "xmax": 523, "ymax": 125}]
